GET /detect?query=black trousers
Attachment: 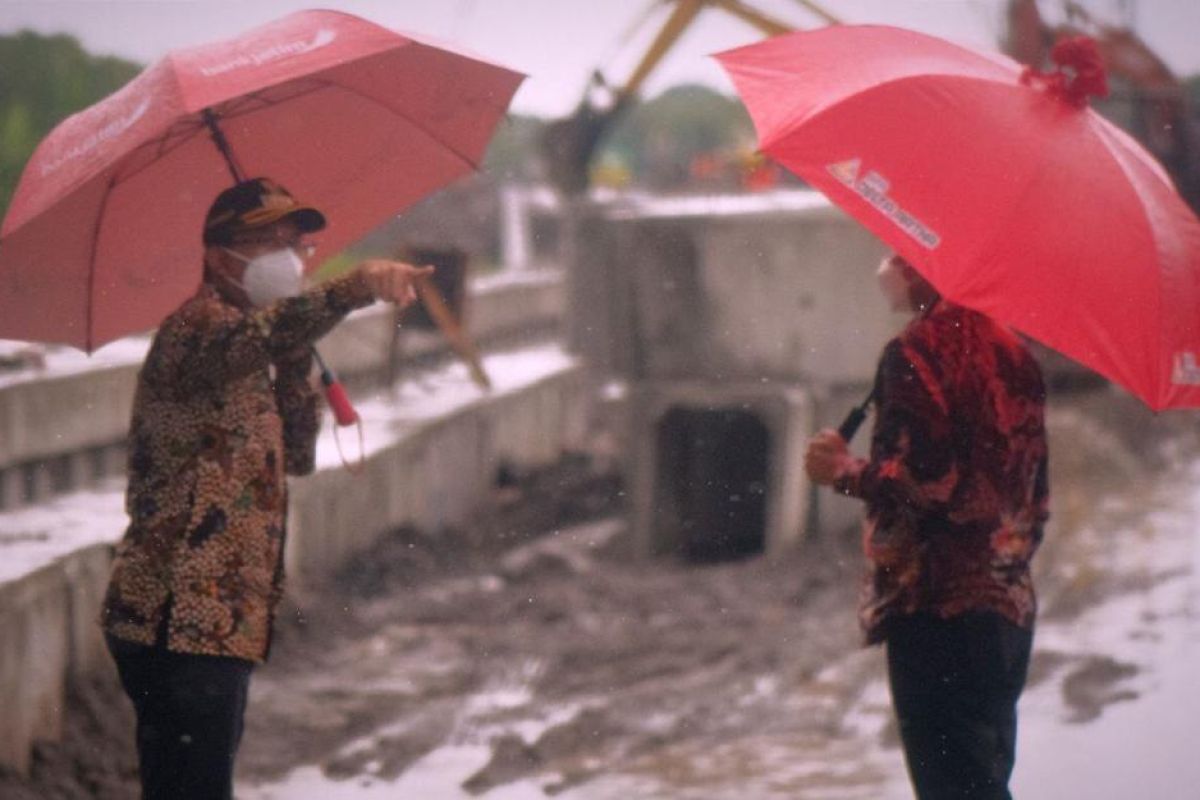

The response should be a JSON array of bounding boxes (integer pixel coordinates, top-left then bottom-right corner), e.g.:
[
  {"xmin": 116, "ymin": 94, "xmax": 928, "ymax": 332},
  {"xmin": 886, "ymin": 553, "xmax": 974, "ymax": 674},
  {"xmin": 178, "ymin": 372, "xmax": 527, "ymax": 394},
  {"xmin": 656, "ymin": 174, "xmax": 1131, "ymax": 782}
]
[
  {"xmin": 106, "ymin": 634, "xmax": 254, "ymax": 800},
  {"xmin": 885, "ymin": 611, "xmax": 1033, "ymax": 800}
]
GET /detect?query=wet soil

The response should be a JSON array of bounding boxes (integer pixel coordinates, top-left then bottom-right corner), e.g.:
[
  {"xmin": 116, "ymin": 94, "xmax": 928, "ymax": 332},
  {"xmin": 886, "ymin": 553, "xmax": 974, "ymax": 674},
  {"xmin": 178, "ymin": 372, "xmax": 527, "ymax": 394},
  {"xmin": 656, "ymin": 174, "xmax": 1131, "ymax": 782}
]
[
  {"xmin": 5, "ymin": 387, "xmax": 1200, "ymax": 799},
  {"xmin": 0, "ymin": 676, "xmax": 138, "ymax": 800},
  {"xmin": 240, "ymin": 450, "xmax": 868, "ymax": 796}
]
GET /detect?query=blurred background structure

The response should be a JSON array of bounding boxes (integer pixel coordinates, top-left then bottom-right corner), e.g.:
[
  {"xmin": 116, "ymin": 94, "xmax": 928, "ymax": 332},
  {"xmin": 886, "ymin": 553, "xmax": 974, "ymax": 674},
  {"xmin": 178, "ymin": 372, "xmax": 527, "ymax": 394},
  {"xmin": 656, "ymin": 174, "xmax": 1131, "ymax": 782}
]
[{"xmin": 3, "ymin": 1, "xmax": 1200, "ymax": 220}]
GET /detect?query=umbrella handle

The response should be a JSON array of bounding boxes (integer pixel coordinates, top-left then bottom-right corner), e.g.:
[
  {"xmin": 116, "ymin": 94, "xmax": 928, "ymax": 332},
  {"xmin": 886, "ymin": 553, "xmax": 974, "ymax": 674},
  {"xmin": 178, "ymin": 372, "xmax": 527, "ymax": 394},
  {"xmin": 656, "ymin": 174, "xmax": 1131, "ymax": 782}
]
[
  {"xmin": 311, "ymin": 347, "xmax": 358, "ymax": 426},
  {"xmin": 837, "ymin": 389, "xmax": 876, "ymax": 442},
  {"xmin": 321, "ymin": 373, "xmax": 359, "ymax": 427}
]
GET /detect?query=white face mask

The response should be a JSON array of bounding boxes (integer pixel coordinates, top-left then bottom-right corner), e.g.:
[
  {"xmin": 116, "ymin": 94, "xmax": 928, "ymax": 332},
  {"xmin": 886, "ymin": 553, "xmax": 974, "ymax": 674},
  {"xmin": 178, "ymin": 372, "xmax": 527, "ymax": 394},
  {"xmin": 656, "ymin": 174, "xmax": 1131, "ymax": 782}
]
[{"xmin": 223, "ymin": 247, "xmax": 306, "ymax": 307}]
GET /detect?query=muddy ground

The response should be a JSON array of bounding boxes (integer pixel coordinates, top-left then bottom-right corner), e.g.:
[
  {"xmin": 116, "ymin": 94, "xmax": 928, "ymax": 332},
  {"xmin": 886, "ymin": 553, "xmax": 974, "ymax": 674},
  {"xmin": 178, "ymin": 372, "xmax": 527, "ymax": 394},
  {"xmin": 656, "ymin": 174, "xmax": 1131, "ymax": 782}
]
[{"xmin": 3, "ymin": 388, "xmax": 1198, "ymax": 799}]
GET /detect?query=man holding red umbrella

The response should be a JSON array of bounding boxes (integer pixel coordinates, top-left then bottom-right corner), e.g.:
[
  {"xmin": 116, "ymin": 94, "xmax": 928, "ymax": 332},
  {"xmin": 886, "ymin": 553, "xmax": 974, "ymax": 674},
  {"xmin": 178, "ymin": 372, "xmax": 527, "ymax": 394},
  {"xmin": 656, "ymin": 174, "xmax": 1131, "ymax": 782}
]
[
  {"xmin": 100, "ymin": 177, "xmax": 430, "ymax": 800},
  {"xmin": 806, "ymin": 254, "xmax": 1049, "ymax": 799},
  {"xmin": 0, "ymin": 10, "xmax": 522, "ymax": 797},
  {"xmin": 716, "ymin": 23, "xmax": 1200, "ymax": 797}
]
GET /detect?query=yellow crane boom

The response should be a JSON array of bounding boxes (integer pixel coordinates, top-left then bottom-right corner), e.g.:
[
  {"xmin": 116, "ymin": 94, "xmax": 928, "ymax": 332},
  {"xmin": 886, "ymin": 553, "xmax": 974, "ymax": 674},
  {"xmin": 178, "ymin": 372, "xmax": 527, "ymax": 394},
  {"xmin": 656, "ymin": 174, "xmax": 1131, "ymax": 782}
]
[{"xmin": 542, "ymin": 0, "xmax": 842, "ymax": 194}]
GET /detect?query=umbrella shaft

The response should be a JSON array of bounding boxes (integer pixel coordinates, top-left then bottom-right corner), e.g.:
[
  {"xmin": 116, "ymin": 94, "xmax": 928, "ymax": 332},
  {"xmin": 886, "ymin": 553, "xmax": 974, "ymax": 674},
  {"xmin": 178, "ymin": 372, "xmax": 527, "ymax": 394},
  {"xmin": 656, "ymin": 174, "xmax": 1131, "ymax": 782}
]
[
  {"xmin": 201, "ymin": 108, "xmax": 245, "ymax": 183},
  {"xmin": 837, "ymin": 388, "xmax": 876, "ymax": 442}
]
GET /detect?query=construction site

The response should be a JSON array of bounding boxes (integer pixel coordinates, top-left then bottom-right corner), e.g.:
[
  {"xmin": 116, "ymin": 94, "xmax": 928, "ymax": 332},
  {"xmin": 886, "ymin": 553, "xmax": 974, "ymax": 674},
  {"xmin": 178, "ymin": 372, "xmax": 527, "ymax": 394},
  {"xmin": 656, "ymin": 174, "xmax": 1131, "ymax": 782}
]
[{"xmin": 1, "ymin": 1, "xmax": 1199, "ymax": 798}]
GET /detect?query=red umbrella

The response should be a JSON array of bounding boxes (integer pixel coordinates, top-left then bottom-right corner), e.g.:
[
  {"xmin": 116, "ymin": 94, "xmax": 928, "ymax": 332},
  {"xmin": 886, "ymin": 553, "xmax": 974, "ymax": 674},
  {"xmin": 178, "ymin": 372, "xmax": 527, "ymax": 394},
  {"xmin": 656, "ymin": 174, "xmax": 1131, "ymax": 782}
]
[
  {"xmin": 0, "ymin": 10, "xmax": 523, "ymax": 351},
  {"xmin": 716, "ymin": 25, "xmax": 1200, "ymax": 411}
]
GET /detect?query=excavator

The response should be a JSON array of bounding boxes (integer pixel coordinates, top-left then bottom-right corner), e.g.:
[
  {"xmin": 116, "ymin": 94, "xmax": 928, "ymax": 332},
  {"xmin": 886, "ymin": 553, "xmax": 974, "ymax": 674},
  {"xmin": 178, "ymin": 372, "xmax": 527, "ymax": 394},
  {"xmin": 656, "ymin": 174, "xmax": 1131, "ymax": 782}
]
[
  {"xmin": 539, "ymin": 0, "xmax": 842, "ymax": 195},
  {"xmin": 544, "ymin": 0, "xmax": 1198, "ymax": 212},
  {"xmin": 1006, "ymin": 1, "xmax": 1198, "ymax": 212}
]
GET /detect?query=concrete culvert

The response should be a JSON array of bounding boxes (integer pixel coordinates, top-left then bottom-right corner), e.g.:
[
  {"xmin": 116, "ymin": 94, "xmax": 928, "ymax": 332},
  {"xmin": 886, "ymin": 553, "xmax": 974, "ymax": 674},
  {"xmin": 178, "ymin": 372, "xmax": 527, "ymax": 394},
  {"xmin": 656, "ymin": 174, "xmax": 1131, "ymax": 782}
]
[{"xmin": 655, "ymin": 407, "xmax": 769, "ymax": 562}]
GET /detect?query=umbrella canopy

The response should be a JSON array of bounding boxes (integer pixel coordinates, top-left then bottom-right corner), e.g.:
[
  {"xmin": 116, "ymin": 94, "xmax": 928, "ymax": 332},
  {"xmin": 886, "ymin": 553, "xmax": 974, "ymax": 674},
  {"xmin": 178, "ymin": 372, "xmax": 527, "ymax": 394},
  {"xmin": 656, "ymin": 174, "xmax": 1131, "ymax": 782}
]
[
  {"xmin": 0, "ymin": 9, "xmax": 523, "ymax": 350},
  {"xmin": 716, "ymin": 25, "xmax": 1200, "ymax": 411}
]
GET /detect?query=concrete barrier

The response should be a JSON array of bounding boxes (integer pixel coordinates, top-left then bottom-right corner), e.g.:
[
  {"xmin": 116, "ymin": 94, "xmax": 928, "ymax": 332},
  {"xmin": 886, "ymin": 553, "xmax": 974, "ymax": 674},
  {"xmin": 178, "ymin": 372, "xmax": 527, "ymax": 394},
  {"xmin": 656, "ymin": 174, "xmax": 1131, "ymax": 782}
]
[
  {"xmin": 0, "ymin": 343, "xmax": 584, "ymax": 775},
  {"xmin": 0, "ymin": 361, "xmax": 140, "ymax": 473},
  {"xmin": 0, "ymin": 543, "xmax": 112, "ymax": 773},
  {"xmin": 313, "ymin": 271, "xmax": 564, "ymax": 382},
  {"xmin": 285, "ymin": 354, "xmax": 588, "ymax": 585}
]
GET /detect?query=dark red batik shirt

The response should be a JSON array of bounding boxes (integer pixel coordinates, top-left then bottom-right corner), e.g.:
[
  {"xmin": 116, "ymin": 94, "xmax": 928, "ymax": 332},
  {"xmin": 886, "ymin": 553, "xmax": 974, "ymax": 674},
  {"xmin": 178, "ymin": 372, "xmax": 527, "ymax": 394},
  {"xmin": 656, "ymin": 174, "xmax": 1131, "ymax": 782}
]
[{"xmin": 834, "ymin": 301, "xmax": 1049, "ymax": 644}]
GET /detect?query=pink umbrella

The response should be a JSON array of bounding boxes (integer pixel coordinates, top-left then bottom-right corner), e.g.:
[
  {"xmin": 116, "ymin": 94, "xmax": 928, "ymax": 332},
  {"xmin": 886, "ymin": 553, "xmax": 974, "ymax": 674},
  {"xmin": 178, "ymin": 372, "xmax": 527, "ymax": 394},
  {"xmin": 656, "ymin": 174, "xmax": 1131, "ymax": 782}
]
[
  {"xmin": 717, "ymin": 26, "xmax": 1200, "ymax": 411},
  {"xmin": 0, "ymin": 10, "xmax": 523, "ymax": 350}
]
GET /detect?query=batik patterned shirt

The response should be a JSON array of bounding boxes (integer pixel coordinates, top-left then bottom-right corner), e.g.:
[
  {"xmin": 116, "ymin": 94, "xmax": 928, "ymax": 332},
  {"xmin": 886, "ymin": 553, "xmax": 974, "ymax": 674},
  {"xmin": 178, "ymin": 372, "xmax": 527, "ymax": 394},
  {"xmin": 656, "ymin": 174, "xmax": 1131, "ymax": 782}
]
[
  {"xmin": 102, "ymin": 273, "xmax": 374, "ymax": 662},
  {"xmin": 834, "ymin": 301, "xmax": 1049, "ymax": 644}
]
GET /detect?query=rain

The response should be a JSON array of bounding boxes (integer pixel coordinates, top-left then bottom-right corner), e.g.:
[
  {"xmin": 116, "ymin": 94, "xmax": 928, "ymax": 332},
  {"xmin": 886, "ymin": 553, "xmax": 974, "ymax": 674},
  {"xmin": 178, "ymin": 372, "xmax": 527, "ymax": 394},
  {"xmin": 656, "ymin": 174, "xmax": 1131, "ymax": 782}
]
[{"xmin": 2, "ymin": 2, "xmax": 1200, "ymax": 799}]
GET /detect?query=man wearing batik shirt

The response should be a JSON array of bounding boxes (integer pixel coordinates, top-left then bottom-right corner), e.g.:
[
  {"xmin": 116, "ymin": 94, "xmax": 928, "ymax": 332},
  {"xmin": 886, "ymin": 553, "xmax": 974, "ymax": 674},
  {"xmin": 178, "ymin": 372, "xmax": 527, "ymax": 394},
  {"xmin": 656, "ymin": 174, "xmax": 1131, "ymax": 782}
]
[
  {"xmin": 805, "ymin": 254, "xmax": 1048, "ymax": 800},
  {"xmin": 101, "ymin": 178, "xmax": 431, "ymax": 800}
]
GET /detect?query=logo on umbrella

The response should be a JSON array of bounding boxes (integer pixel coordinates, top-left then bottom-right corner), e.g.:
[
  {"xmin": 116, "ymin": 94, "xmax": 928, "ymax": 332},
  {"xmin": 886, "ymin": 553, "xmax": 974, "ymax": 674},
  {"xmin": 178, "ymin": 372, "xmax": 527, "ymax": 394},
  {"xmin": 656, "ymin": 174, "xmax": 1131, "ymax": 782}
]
[
  {"xmin": 199, "ymin": 29, "xmax": 337, "ymax": 77},
  {"xmin": 827, "ymin": 158, "xmax": 941, "ymax": 250},
  {"xmin": 1172, "ymin": 352, "xmax": 1200, "ymax": 385},
  {"xmin": 39, "ymin": 97, "xmax": 152, "ymax": 176}
]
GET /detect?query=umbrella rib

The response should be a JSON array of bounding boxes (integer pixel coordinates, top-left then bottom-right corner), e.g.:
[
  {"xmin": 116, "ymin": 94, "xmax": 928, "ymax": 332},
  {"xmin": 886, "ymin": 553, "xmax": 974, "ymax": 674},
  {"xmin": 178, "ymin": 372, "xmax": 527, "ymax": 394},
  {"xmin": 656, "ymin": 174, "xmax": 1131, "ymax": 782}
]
[
  {"xmin": 110, "ymin": 84, "xmax": 332, "ymax": 187},
  {"xmin": 155, "ymin": 121, "xmax": 193, "ymax": 162},
  {"xmin": 216, "ymin": 83, "xmax": 328, "ymax": 117},
  {"xmin": 110, "ymin": 119, "xmax": 205, "ymax": 187},
  {"xmin": 84, "ymin": 173, "xmax": 118, "ymax": 353},
  {"xmin": 756, "ymin": 70, "xmax": 1015, "ymax": 154},
  {"xmin": 964, "ymin": 112, "xmax": 1160, "ymax": 404},
  {"xmin": 332, "ymin": 83, "xmax": 483, "ymax": 172},
  {"xmin": 1092, "ymin": 119, "xmax": 1171, "ymax": 405},
  {"xmin": 110, "ymin": 77, "xmax": 481, "ymax": 189}
]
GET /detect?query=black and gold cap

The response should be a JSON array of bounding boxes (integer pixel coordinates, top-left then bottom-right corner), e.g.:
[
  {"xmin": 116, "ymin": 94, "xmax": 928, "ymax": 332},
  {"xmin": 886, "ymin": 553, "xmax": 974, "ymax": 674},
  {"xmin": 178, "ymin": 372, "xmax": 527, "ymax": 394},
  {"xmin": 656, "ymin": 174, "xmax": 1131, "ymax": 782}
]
[{"xmin": 202, "ymin": 177, "xmax": 326, "ymax": 246}]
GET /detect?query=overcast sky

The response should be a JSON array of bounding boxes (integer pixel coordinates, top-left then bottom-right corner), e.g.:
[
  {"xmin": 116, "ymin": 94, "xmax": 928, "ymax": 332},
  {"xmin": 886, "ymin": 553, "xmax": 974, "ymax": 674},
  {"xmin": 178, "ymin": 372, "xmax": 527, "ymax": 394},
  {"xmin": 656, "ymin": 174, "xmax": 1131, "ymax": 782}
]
[{"xmin": 1, "ymin": 0, "xmax": 1197, "ymax": 116}]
